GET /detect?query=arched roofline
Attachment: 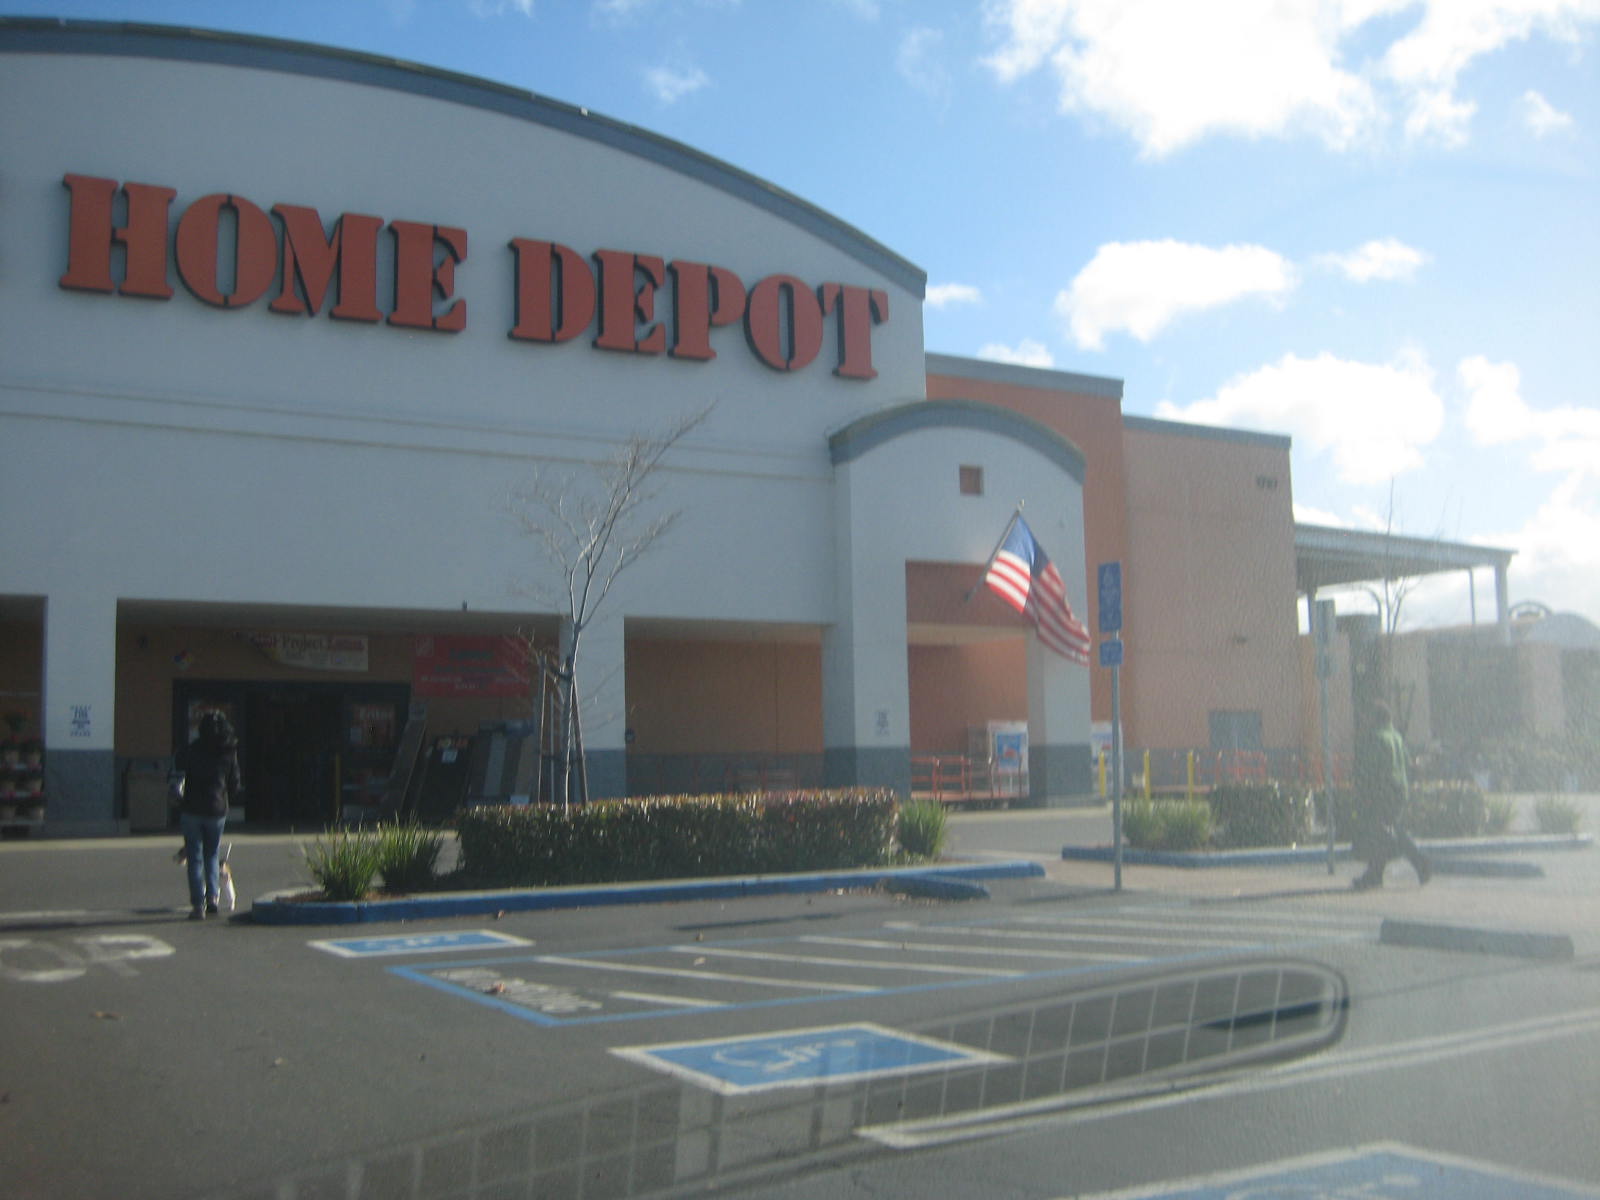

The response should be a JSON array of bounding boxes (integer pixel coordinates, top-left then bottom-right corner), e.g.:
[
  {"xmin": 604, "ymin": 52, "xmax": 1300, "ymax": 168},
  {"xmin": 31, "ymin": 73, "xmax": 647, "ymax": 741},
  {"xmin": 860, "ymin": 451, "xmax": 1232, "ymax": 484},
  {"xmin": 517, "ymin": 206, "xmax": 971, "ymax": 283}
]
[
  {"xmin": 0, "ymin": 17, "xmax": 926, "ymax": 297},
  {"xmin": 828, "ymin": 398, "xmax": 1086, "ymax": 484}
]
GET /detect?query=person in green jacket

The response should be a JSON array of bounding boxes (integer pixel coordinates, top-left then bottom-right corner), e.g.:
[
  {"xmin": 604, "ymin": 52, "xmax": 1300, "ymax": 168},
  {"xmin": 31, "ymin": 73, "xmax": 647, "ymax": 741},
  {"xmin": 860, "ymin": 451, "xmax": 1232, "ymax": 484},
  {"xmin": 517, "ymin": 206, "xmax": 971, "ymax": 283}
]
[{"xmin": 1351, "ymin": 699, "xmax": 1431, "ymax": 890}]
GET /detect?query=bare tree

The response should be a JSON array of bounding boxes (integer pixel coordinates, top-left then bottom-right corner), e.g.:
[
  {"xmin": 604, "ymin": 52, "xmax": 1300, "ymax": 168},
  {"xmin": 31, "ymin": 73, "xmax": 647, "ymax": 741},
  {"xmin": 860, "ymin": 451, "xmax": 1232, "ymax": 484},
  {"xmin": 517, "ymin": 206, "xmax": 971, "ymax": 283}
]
[
  {"xmin": 507, "ymin": 404, "xmax": 713, "ymax": 807},
  {"xmin": 1375, "ymin": 480, "xmax": 1425, "ymax": 734}
]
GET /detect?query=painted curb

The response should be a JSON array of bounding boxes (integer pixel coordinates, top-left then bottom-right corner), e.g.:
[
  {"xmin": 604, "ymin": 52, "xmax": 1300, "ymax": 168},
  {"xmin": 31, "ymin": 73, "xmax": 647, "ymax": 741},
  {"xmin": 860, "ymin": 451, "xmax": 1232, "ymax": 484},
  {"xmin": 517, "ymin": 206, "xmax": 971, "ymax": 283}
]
[
  {"xmin": 1379, "ymin": 918, "xmax": 1575, "ymax": 960},
  {"xmin": 1432, "ymin": 858, "xmax": 1544, "ymax": 878},
  {"xmin": 1061, "ymin": 832, "xmax": 1591, "ymax": 870},
  {"xmin": 249, "ymin": 859, "xmax": 1043, "ymax": 925}
]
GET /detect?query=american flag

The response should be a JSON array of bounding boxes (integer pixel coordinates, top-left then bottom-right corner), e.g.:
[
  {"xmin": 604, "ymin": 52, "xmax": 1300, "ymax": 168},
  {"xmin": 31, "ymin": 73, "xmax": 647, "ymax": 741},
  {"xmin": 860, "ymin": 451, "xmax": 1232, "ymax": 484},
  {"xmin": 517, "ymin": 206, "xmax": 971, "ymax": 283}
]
[{"xmin": 983, "ymin": 514, "xmax": 1091, "ymax": 665}]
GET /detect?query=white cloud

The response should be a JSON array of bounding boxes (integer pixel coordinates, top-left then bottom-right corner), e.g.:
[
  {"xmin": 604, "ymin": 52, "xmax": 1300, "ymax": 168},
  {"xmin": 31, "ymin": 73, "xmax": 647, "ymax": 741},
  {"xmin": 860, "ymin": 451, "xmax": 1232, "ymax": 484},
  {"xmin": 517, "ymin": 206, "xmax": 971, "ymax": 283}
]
[
  {"xmin": 1293, "ymin": 502, "xmax": 1350, "ymax": 527},
  {"xmin": 898, "ymin": 27, "xmax": 953, "ymax": 105},
  {"xmin": 1381, "ymin": 0, "xmax": 1597, "ymax": 146},
  {"xmin": 1459, "ymin": 356, "xmax": 1600, "ymax": 475},
  {"xmin": 1400, "ymin": 85, "xmax": 1477, "ymax": 147},
  {"xmin": 1057, "ymin": 240, "xmax": 1296, "ymax": 350},
  {"xmin": 1490, "ymin": 473, "xmax": 1600, "ymax": 619},
  {"xmin": 1521, "ymin": 89, "xmax": 1576, "ymax": 136},
  {"xmin": 644, "ymin": 63, "xmax": 710, "ymax": 104},
  {"xmin": 978, "ymin": 339, "xmax": 1057, "ymax": 367},
  {"xmin": 470, "ymin": 0, "xmax": 535, "ymax": 14},
  {"xmin": 926, "ymin": 283, "xmax": 983, "ymax": 309},
  {"xmin": 1316, "ymin": 237, "xmax": 1429, "ymax": 282},
  {"xmin": 981, "ymin": 0, "xmax": 1600, "ymax": 155},
  {"xmin": 1156, "ymin": 350, "xmax": 1445, "ymax": 485},
  {"xmin": 982, "ymin": 0, "xmax": 1382, "ymax": 156}
]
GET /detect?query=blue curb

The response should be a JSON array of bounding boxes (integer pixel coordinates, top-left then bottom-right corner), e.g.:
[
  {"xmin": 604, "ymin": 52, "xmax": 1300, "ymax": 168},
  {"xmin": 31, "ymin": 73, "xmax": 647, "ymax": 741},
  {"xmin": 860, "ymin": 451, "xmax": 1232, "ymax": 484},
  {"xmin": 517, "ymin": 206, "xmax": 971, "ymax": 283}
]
[
  {"xmin": 1061, "ymin": 832, "xmax": 1591, "ymax": 870},
  {"xmin": 250, "ymin": 859, "xmax": 1043, "ymax": 925},
  {"xmin": 1433, "ymin": 858, "xmax": 1544, "ymax": 878},
  {"xmin": 1379, "ymin": 918, "xmax": 1575, "ymax": 960}
]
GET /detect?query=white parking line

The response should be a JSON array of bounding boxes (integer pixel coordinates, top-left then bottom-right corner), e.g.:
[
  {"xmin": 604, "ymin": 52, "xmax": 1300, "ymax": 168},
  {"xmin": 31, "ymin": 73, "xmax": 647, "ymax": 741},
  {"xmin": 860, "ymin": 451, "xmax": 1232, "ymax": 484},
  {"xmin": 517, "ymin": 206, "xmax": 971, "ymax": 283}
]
[
  {"xmin": 881, "ymin": 921, "xmax": 1283, "ymax": 950},
  {"xmin": 668, "ymin": 944, "xmax": 1024, "ymax": 978},
  {"xmin": 802, "ymin": 935, "xmax": 1144, "ymax": 964},
  {"xmin": 533, "ymin": 954, "xmax": 883, "ymax": 993},
  {"xmin": 611, "ymin": 990, "xmax": 728, "ymax": 1009},
  {"xmin": 1061, "ymin": 909, "xmax": 1377, "ymax": 932}
]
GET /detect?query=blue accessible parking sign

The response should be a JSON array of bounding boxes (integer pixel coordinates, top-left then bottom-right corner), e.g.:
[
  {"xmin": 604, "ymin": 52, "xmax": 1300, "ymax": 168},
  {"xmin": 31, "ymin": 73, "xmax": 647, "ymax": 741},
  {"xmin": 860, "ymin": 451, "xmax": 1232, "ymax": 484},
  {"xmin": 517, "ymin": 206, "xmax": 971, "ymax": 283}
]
[
  {"xmin": 612, "ymin": 1023, "xmax": 1009, "ymax": 1096},
  {"xmin": 1087, "ymin": 1144, "xmax": 1600, "ymax": 1199}
]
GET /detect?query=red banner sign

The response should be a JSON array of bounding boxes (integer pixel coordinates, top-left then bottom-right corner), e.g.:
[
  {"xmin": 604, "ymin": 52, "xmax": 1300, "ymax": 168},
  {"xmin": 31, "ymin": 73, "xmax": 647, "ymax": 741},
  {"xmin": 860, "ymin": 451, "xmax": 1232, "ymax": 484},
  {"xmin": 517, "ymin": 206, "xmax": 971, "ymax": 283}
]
[{"xmin": 413, "ymin": 636, "xmax": 528, "ymax": 698}]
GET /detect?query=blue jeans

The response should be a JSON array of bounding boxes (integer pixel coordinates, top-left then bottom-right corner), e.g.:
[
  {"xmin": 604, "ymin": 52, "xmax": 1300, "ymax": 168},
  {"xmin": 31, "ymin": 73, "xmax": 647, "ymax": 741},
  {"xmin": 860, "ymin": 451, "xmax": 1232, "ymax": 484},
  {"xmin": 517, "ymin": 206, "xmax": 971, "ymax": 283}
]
[{"xmin": 180, "ymin": 813, "xmax": 226, "ymax": 910}]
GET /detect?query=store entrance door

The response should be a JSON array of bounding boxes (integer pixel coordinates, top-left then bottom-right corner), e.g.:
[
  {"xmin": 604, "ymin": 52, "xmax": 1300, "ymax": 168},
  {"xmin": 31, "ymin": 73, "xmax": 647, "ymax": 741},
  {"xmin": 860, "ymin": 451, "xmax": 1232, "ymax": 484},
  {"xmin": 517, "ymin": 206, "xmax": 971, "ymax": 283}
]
[
  {"xmin": 173, "ymin": 681, "xmax": 408, "ymax": 827},
  {"xmin": 249, "ymin": 688, "xmax": 342, "ymax": 827}
]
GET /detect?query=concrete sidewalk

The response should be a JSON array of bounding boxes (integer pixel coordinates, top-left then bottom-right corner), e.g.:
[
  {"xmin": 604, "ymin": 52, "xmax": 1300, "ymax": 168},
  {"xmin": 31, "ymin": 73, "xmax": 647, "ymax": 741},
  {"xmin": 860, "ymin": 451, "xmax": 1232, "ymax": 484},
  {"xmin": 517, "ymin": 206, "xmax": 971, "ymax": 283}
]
[{"xmin": 1040, "ymin": 844, "xmax": 1600, "ymax": 958}]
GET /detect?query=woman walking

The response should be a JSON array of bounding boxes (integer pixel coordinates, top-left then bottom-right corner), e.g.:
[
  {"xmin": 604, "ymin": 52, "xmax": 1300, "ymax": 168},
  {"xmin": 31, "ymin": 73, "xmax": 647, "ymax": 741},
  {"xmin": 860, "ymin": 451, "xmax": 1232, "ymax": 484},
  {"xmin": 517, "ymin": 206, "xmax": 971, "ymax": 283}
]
[{"xmin": 173, "ymin": 712, "xmax": 243, "ymax": 919}]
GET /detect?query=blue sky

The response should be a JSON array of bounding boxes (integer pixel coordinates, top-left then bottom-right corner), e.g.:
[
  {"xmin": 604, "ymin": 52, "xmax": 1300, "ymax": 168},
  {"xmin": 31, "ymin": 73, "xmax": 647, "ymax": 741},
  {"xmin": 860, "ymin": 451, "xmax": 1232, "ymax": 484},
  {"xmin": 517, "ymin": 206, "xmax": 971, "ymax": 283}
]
[{"xmin": 13, "ymin": 0, "xmax": 1598, "ymax": 629}]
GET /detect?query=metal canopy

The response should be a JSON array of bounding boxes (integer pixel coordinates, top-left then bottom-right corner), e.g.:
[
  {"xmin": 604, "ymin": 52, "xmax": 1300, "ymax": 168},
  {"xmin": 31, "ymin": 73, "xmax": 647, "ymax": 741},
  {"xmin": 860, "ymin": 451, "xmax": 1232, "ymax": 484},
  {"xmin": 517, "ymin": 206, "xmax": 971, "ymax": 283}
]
[{"xmin": 1295, "ymin": 523, "xmax": 1515, "ymax": 596}]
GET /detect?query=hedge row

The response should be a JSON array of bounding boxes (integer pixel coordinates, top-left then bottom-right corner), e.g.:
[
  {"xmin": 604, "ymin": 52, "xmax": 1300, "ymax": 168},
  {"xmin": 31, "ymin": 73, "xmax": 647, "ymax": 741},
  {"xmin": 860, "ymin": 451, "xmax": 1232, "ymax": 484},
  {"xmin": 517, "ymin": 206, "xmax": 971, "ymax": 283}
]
[
  {"xmin": 455, "ymin": 789, "xmax": 899, "ymax": 887},
  {"xmin": 1209, "ymin": 784, "xmax": 1314, "ymax": 848},
  {"xmin": 1123, "ymin": 780, "xmax": 1501, "ymax": 852}
]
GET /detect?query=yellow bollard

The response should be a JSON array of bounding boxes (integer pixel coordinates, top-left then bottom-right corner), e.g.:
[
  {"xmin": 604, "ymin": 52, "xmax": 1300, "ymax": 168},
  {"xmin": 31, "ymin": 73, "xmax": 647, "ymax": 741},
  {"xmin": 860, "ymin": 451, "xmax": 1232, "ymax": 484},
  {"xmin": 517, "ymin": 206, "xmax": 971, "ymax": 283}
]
[
  {"xmin": 1143, "ymin": 749, "xmax": 1151, "ymax": 801},
  {"xmin": 1098, "ymin": 750, "xmax": 1107, "ymax": 798},
  {"xmin": 1186, "ymin": 751, "xmax": 1195, "ymax": 802}
]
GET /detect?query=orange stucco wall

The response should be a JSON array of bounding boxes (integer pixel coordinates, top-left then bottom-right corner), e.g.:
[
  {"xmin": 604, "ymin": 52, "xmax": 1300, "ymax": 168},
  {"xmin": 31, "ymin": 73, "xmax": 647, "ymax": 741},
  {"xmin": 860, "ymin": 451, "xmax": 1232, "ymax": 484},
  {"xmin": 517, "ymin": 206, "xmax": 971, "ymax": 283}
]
[
  {"xmin": 907, "ymin": 641, "xmax": 1027, "ymax": 753},
  {"xmin": 1121, "ymin": 422, "xmax": 1301, "ymax": 752},
  {"xmin": 624, "ymin": 638, "xmax": 822, "ymax": 755},
  {"xmin": 924, "ymin": 366, "xmax": 1128, "ymax": 726}
]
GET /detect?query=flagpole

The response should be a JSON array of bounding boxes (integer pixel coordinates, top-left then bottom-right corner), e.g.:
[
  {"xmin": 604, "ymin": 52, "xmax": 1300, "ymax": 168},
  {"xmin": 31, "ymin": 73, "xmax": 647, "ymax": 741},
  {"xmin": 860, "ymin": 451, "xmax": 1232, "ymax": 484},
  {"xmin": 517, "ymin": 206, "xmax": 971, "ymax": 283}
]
[{"xmin": 963, "ymin": 502, "xmax": 1024, "ymax": 604}]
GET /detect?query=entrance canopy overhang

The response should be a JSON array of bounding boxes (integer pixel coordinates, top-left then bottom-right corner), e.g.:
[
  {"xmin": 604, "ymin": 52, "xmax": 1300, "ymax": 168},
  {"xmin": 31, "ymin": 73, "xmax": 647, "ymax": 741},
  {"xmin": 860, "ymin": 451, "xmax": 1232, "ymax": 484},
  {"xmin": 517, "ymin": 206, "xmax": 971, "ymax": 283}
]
[{"xmin": 1295, "ymin": 523, "xmax": 1517, "ymax": 632}]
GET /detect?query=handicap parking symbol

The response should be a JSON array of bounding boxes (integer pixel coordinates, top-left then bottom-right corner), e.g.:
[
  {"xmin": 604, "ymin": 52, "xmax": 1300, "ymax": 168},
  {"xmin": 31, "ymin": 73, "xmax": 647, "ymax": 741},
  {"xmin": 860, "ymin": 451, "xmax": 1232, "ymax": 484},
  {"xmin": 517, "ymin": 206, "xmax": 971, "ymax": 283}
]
[
  {"xmin": 612, "ymin": 1023, "xmax": 1009, "ymax": 1095},
  {"xmin": 1084, "ymin": 1144, "xmax": 1600, "ymax": 1199}
]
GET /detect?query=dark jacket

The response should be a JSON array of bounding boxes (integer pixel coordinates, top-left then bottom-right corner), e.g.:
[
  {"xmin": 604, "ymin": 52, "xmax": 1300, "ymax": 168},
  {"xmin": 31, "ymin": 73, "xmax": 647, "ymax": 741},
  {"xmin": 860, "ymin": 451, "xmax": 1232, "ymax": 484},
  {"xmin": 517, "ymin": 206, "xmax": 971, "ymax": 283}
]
[{"xmin": 176, "ymin": 736, "xmax": 242, "ymax": 819}]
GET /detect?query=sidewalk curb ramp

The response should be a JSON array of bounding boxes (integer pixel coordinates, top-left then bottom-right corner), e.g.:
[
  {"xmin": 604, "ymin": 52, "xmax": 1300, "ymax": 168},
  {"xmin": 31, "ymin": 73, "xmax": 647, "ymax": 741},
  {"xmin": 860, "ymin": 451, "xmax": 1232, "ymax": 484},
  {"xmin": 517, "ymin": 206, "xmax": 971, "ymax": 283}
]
[
  {"xmin": 249, "ymin": 859, "xmax": 1041, "ymax": 925},
  {"xmin": 1060, "ymin": 832, "xmax": 1591, "ymax": 870},
  {"xmin": 1379, "ymin": 918, "xmax": 1576, "ymax": 961}
]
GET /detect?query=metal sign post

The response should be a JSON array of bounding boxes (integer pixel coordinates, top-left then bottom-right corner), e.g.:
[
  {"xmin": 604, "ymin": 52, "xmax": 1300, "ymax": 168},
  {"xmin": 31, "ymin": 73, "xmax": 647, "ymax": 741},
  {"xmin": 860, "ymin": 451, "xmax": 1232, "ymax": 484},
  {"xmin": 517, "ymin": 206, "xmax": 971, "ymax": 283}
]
[
  {"xmin": 1098, "ymin": 563, "xmax": 1124, "ymax": 892},
  {"xmin": 1315, "ymin": 599, "xmax": 1337, "ymax": 875}
]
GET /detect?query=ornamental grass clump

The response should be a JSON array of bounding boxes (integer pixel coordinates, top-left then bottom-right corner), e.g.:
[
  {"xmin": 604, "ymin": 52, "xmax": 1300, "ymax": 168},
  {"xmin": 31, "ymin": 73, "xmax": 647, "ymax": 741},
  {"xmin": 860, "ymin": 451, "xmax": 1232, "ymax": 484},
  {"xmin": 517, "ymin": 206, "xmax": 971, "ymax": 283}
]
[
  {"xmin": 303, "ymin": 827, "xmax": 382, "ymax": 901},
  {"xmin": 1123, "ymin": 798, "xmax": 1213, "ymax": 852},
  {"xmin": 375, "ymin": 820, "xmax": 445, "ymax": 892},
  {"xmin": 1483, "ymin": 794, "xmax": 1517, "ymax": 835},
  {"xmin": 1535, "ymin": 795, "xmax": 1583, "ymax": 834},
  {"xmin": 897, "ymin": 798, "xmax": 948, "ymax": 860}
]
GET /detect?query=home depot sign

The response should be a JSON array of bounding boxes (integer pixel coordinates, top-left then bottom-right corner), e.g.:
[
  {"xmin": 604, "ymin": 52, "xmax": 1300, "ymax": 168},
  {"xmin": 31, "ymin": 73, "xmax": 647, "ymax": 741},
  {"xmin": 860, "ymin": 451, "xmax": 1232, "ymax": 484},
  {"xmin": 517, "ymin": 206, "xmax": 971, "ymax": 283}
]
[{"xmin": 57, "ymin": 173, "xmax": 890, "ymax": 379}]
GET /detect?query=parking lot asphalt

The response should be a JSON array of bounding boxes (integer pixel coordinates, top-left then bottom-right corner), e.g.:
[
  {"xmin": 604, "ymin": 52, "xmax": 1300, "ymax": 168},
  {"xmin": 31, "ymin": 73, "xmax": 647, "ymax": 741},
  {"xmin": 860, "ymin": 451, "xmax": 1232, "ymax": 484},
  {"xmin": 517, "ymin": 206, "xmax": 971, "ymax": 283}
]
[{"xmin": 3, "ymin": 805, "xmax": 1596, "ymax": 1200}]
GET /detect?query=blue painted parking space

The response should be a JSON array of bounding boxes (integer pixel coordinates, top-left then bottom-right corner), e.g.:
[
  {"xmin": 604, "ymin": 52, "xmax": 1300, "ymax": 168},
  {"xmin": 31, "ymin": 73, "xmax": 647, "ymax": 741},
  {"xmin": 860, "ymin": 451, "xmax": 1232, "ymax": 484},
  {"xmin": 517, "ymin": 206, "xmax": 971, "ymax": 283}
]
[
  {"xmin": 610, "ymin": 1023, "xmax": 1010, "ymax": 1095},
  {"xmin": 1089, "ymin": 1143, "xmax": 1600, "ymax": 1199},
  {"xmin": 308, "ymin": 930, "xmax": 533, "ymax": 958}
]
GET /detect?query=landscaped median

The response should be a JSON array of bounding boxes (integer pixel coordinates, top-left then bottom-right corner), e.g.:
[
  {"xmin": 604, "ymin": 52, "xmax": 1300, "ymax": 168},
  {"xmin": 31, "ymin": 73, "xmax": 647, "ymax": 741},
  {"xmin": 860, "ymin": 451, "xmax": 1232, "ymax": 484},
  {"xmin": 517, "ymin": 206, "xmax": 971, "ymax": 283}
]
[
  {"xmin": 252, "ymin": 788, "xmax": 1031, "ymax": 924},
  {"xmin": 1062, "ymin": 833, "xmax": 1593, "ymax": 871},
  {"xmin": 1068, "ymin": 782, "xmax": 1594, "ymax": 873},
  {"xmin": 250, "ymin": 859, "xmax": 1044, "ymax": 925}
]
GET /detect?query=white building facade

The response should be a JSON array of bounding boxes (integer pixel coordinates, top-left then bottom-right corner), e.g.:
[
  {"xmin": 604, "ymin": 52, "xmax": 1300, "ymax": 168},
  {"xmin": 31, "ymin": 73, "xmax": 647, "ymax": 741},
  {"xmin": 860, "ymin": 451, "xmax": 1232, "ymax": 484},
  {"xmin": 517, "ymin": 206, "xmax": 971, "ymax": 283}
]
[{"xmin": 0, "ymin": 21, "xmax": 1092, "ymax": 832}]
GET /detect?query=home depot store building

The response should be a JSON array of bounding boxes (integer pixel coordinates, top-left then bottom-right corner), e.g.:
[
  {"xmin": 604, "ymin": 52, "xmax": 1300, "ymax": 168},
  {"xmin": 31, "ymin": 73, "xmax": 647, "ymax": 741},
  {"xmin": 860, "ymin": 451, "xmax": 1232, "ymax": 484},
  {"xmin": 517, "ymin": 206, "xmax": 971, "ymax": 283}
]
[{"xmin": 0, "ymin": 20, "xmax": 1304, "ymax": 834}]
